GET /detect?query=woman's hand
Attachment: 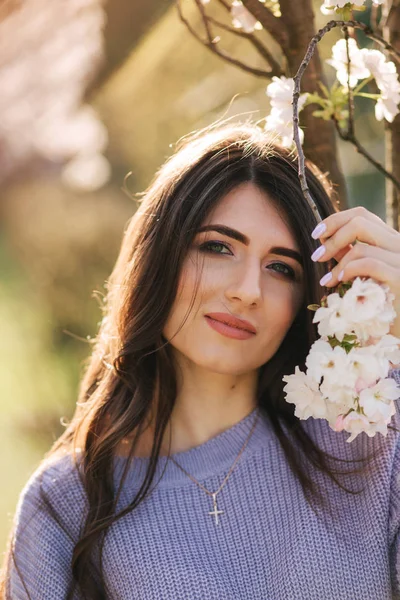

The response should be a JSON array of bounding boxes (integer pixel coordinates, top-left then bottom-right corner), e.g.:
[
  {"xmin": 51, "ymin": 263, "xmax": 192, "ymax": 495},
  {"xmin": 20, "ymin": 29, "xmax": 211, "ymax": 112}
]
[{"xmin": 310, "ymin": 206, "xmax": 400, "ymax": 340}]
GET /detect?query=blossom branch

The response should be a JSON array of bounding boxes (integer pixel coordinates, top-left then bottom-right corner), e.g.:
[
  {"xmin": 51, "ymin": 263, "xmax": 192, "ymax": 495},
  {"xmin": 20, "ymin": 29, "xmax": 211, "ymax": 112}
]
[
  {"xmin": 176, "ymin": 0, "xmax": 276, "ymax": 78},
  {"xmin": 293, "ymin": 18, "xmax": 400, "ymax": 217},
  {"xmin": 334, "ymin": 29, "xmax": 400, "ymax": 189}
]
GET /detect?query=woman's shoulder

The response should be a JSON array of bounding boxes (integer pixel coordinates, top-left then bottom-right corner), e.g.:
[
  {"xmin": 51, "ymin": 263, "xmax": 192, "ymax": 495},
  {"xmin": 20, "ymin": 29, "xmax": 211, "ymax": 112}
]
[
  {"xmin": 19, "ymin": 450, "xmax": 84, "ymax": 498},
  {"xmin": 8, "ymin": 452, "xmax": 86, "ymax": 599},
  {"xmin": 14, "ymin": 450, "xmax": 87, "ymax": 537}
]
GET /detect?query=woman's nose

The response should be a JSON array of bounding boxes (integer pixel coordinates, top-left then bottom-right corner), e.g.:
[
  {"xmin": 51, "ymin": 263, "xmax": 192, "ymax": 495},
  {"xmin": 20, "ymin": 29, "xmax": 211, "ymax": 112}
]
[{"xmin": 224, "ymin": 260, "xmax": 262, "ymax": 306}]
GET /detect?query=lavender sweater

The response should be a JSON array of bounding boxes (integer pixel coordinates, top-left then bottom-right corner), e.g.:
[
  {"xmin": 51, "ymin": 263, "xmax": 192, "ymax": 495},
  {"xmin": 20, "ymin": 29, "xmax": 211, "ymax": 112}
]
[{"xmin": 6, "ymin": 368, "xmax": 400, "ymax": 599}]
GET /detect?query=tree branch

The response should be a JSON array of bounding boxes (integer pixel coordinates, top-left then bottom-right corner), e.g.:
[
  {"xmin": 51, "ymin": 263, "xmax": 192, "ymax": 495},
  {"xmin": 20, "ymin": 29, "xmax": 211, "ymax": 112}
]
[
  {"xmin": 334, "ymin": 120, "xmax": 400, "ymax": 190},
  {"xmin": 176, "ymin": 0, "xmax": 278, "ymax": 78},
  {"xmin": 293, "ymin": 18, "xmax": 400, "ymax": 225},
  {"xmin": 212, "ymin": 0, "xmax": 283, "ymax": 76},
  {"xmin": 240, "ymin": 0, "xmax": 289, "ymax": 53}
]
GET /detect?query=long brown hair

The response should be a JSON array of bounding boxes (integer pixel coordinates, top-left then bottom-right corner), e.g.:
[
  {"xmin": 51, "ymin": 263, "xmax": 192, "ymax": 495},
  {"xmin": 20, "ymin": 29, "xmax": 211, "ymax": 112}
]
[{"xmin": 1, "ymin": 122, "xmax": 386, "ymax": 599}]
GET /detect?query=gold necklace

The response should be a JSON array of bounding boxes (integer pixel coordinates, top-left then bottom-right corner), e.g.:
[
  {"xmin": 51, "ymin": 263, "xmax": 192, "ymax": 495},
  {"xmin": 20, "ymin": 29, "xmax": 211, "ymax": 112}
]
[{"xmin": 169, "ymin": 409, "xmax": 260, "ymax": 525}]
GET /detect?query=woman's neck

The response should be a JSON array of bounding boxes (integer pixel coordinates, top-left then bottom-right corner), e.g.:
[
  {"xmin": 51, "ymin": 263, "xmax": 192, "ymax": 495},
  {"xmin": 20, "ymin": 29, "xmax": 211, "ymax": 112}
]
[{"xmin": 116, "ymin": 366, "xmax": 258, "ymax": 458}]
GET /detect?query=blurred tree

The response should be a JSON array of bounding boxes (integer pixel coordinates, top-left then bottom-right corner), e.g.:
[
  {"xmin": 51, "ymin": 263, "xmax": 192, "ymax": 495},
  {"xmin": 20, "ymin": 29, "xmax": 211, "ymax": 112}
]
[{"xmin": 85, "ymin": 0, "xmax": 174, "ymax": 99}]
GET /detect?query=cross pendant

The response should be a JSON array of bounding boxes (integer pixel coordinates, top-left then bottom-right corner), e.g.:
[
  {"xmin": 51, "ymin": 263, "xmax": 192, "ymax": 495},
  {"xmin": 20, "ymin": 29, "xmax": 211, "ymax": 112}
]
[{"xmin": 208, "ymin": 492, "xmax": 224, "ymax": 525}]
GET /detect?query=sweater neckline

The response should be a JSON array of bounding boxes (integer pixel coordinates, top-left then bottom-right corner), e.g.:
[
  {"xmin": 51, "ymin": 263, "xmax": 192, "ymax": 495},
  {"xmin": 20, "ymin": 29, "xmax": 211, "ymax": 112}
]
[{"xmin": 113, "ymin": 407, "xmax": 274, "ymax": 490}]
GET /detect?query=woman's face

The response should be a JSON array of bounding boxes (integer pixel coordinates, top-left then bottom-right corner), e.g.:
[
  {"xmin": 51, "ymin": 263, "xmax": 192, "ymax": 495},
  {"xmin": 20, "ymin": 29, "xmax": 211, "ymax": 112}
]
[{"xmin": 163, "ymin": 182, "xmax": 305, "ymax": 375}]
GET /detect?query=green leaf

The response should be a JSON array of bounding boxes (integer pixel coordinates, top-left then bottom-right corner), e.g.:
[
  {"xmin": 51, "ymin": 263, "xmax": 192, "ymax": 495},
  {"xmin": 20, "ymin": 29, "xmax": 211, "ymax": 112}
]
[
  {"xmin": 312, "ymin": 109, "xmax": 332, "ymax": 120},
  {"xmin": 353, "ymin": 76, "xmax": 374, "ymax": 95},
  {"xmin": 355, "ymin": 92, "xmax": 380, "ymax": 100},
  {"xmin": 342, "ymin": 333, "xmax": 358, "ymax": 343},
  {"xmin": 306, "ymin": 93, "xmax": 327, "ymax": 107},
  {"xmin": 317, "ymin": 81, "xmax": 330, "ymax": 98},
  {"xmin": 338, "ymin": 281, "xmax": 353, "ymax": 297},
  {"xmin": 307, "ymin": 304, "xmax": 321, "ymax": 312}
]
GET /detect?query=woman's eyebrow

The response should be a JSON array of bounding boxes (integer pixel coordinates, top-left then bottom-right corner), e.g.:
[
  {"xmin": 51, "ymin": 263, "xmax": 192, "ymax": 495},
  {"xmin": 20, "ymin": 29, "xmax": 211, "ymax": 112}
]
[{"xmin": 196, "ymin": 224, "xmax": 303, "ymax": 267}]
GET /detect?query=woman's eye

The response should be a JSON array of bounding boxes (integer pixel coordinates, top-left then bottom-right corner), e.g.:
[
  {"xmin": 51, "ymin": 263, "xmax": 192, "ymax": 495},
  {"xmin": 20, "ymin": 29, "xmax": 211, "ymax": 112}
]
[
  {"xmin": 199, "ymin": 241, "xmax": 232, "ymax": 254},
  {"xmin": 198, "ymin": 242, "xmax": 296, "ymax": 280},
  {"xmin": 269, "ymin": 263, "xmax": 295, "ymax": 280}
]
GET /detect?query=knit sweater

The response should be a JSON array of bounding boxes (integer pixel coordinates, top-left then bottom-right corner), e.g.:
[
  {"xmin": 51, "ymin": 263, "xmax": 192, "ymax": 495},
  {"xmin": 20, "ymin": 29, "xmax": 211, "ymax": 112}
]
[{"xmin": 6, "ymin": 368, "xmax": 400, "ymax": 600}]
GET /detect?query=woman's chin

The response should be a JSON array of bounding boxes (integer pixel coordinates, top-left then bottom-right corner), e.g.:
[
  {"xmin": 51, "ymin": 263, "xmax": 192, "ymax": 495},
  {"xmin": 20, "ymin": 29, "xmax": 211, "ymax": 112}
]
[{"xmin": 191, "ymin": 356, "xmax": 255, "ymax": 376}]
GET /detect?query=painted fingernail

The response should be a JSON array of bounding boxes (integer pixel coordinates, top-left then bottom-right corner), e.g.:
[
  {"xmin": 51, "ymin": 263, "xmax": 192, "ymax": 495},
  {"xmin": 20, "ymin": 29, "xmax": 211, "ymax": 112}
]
[
  {"xmin": 338, "ymin": 270, "xmax": 344, "ymax": 281},
  {"xmin": 319, "ymin": 272, "xmax": 332, "ymax": 286},
  {"xmin": 311, "ymin": 223, "xmax": 327, "ymax": 239},
  {"xmin": 311, "ymin": 245, "xmax": 326, "ymax": 262}
]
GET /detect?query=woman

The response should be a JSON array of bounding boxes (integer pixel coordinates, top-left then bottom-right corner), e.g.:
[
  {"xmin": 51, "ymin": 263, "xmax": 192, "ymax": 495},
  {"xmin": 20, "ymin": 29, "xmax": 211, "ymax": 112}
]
[{"xmin": 1, "ymin": 122, "xmax": 400, "ymax": 600}]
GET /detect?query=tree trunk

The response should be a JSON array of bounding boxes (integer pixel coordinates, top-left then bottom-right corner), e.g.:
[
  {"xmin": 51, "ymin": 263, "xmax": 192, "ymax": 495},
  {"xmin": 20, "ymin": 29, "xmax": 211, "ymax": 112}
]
[
  {"xmin": 242, "ymin": 0, "xmax": 348, "ymax": 208},
  {"xmin": 85, "ymin": 0, "xmax": 173, "ymax": 101},
  {"xmin": 279, "ymin": 0, "xmax": 348, "ymax": 210}
]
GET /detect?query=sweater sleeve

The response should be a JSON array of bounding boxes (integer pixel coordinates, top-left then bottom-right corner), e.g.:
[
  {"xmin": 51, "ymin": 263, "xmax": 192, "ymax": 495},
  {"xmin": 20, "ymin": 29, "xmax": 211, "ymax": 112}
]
[
  {"xmin": 6, "ymin": 456, "xmax": 83, "ymax": 600},
  {"xmin": 388, "ymin": 368, "xmax": 400, "ymax": 598}
]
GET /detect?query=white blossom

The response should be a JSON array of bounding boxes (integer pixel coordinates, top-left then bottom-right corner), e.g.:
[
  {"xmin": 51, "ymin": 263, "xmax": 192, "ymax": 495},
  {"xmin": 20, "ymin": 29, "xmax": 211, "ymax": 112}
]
[
  {"xmin": 231, "ymin": 1, "xmax": 262, "ymax": 33},
  {"xmin": 313, "ymin": 278, "xmax": 396, "ymax": 342},
  {"xmin": 342, "ymin": 278, "xmax": 396, "ymax": 341},
  {"xmin": 319, "ymin": 381, "xmax": 355, "ymax": 412},
  {"xmin": 326, "ymin": 38, "xmax": 370, "ymax": 88},
  {"xmin": 312, "ymin": 292, "xmax": 350, "ymax": 342},
  {"xmin": 283, "ymin": 274, "xmax": 400, "ymax": 443},
  {"xmin": 267, "ymin": 76, "xmax": 308, "ymax": 114},
  {"xmin": 265, "ymin": 76, "xmax": 308, "ymax": 148},
  {"xmin": 375, "ymin": 96, "xmax": 400, "ymax": 123},
  {"xmin": 373, "ymin": 335, "xmax": 400, "ymax": 365},
  {"xmin": 347, "ymin": 345, "xmax": 389, "ymax": 387},
  {"xmin": 359, "ymin": 378, "xmax": 398, "ymax": 422},
  {"xmin": 264, "ymin": 109, "xmax": 304, "ymax": 148},
  {"xmin": 360, "ymin": 49, "xmax": 398, "ymax": 92},
  {"xmin": 317, "ymin": 394, "xmax": 351, "ymax": 429},
  {"xmin": 282, "ymin": 367, "xmax": 327, "ymax": 420},
  {"xmin": 306, "ymin": 340, "xmax": 350, "ymax": 387},
  {"xmin": 326, "ymin": 41, "xmax": 400, "ymax": 122},
  {"xmin": 333, "ymin": 411, "xmax": 387, "ymax": 443},
  {"xmin": 360, "ymin": 48, "xmax": 400, "ymax": 122},
  {"xmin": 342, "ymin": 277, "xmax": 387, "ymax": 320}
]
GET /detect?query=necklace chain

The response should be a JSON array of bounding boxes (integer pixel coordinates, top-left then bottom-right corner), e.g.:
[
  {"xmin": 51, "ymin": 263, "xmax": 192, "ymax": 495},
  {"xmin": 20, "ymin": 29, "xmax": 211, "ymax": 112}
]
[{"xmin": 169, "ymin": 409, "xmax": 260, "ymax": 524}]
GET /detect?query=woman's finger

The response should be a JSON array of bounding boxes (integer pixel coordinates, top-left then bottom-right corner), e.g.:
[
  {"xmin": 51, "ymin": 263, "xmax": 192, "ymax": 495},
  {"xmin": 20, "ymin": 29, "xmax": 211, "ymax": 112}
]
[
  {"xmin": 312, "ymin": 214, "xmax": 400, "ymax": 264},
  {"xmin": 320, "ymin": 243, "xmax": 400, "ymax": 288},
  {"xmin": 312, "ymin": 206, "xmax": 388, "ymax": 242}
]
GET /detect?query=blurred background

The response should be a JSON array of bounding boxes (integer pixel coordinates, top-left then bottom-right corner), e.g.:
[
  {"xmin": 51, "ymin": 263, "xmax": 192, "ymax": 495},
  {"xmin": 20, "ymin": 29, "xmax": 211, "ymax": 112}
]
[{"xmin": 0, "ymin": 0, "xmax": 387, "ymax": 552}]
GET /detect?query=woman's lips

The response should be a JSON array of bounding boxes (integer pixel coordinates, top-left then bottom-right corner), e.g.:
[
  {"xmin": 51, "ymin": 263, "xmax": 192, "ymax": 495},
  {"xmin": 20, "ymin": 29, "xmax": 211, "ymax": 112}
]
[
  {"xmin": 204, "ymin": 316, "xmax": 256, "ymax": 340},
  {"xmin": 205, "ymin": 312, "xmax": 257, "ymax": 333}
]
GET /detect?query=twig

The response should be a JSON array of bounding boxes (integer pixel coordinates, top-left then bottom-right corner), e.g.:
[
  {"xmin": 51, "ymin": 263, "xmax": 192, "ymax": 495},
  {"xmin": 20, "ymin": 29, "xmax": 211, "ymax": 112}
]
[
  {"xmin": 370, "ymin": 3, "xmax": 381, "ymax": 34},
  {"xmin": 241, "ymin": 0, "xmax": 289, "ymax": 53},
  {"xmin": 334, "ymin": 120, "xmax": 400, "ymax": 190},
  {"xmin": 195, "ymin": 0, "xmax": 214, "ymax": 44},
  {"xmin": 208, "ymin": 16, "xmax": 282, "ymax": 72},
  {"xmin": 293, "ymin": 18, "xmax": 400, "ymax": 221},
  {"xmin": 210, "ymin": 1, "xmax": 283, "ymax": 76},
  {"xmin": 176, "ymin": 0, "xmax": 276, "ymax": 78},
  {"xmin": 349, "ymin": 20, "xmax": 400, "ymax": 62}
]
